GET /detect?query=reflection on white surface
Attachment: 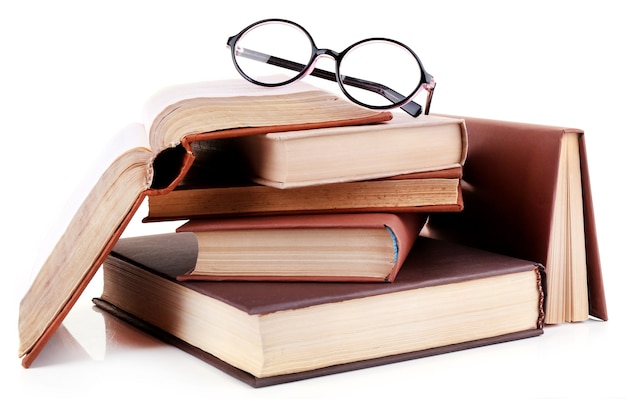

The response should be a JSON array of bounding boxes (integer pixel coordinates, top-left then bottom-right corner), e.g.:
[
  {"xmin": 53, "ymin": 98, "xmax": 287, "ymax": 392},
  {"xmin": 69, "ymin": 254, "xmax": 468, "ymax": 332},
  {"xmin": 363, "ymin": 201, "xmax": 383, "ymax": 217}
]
[
  {"xmin": 29, "ymin": 304, "xmax": 158, "ymax": 367},
  {"xmin": 27, "ymin": 324, "xmax": 93, "ymax": 366},
  {"xmin": 14, "ymin": 287, "xmax": 622, "ymax": 399}
]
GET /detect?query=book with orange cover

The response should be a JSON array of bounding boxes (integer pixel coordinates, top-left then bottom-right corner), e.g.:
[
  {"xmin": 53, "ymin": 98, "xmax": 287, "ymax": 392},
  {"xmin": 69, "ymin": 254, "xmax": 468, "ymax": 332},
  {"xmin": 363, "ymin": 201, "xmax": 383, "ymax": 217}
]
[
  {"xmin": 176, "ymin": 213, "xmax": 426, "ymax": 282},
  {"xmin": 144, "ymin": 167, "xmax": 464, "ymax": 221},
  {"xmin": 423, "ymin": 115, "xmax": 608, "ymax": 324},
  {"xmin": 93, "ymin": 233, "xmax": 545, "ymax": 387},
  {"xmin": 17, "ymin": 78, "xmax": 394, "ymax": 368}
]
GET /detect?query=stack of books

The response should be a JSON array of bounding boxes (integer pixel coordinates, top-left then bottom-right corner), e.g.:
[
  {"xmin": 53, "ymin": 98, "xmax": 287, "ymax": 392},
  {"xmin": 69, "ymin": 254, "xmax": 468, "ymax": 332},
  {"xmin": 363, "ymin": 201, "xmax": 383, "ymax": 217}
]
[{"xmin": 18, "ymin": 78, "xmax": 607, "ymax": 387}]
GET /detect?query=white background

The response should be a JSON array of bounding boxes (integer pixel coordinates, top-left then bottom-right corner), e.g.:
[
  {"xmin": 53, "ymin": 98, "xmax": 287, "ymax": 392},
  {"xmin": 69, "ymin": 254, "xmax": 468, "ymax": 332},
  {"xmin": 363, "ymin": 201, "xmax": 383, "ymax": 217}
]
[{"xmin": 2, "ymin": 1, "xmax": 625, "ymax": 398}]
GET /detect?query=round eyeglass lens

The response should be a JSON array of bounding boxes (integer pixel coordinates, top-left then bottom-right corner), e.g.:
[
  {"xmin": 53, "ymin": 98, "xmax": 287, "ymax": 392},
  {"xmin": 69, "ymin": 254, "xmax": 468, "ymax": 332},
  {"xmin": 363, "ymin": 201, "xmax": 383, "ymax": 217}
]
[
  {"xmin": 233, "ymin": 21, "xmax": 314, "ymax": 85},
  {"xmin": 338, "ymin": 40, "xmax": 423, "ymax": 108}
]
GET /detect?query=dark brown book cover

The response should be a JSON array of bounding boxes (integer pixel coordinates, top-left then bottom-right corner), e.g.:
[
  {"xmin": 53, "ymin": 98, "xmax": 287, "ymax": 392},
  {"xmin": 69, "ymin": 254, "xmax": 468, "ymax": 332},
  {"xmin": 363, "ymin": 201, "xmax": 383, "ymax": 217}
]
[
  {"xmin": 93, "ymin": 233, "xmax": 544, "ymax": 387},
  {"xmin": 423, "ymin": 115, "xmax": 608, "ymax": 321}
]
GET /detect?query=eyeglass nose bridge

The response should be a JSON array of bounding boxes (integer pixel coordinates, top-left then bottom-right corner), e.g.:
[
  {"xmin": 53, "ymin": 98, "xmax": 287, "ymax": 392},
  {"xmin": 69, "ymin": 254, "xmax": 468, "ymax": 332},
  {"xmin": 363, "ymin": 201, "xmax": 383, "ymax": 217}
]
[
  {"xmin": 300, "ymin": 48, "xmax": 341, "ymax": 82},
  {"xmin": 315, "ymin": 48, "xmax": 340, "ymax": 59}
]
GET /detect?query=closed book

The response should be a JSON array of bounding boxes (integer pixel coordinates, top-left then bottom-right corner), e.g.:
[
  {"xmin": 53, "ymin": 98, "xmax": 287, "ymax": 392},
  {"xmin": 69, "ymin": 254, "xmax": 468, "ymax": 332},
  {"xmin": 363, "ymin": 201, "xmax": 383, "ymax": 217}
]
[
  {"xmin": 175, "ymin": 213, "xmax": 425, "ymax": 282},
  {"xmin": 144, "ymin": 167, "xmax": 464, "ymax": 221},
  {"xmin": 423, "ymin": 115, "xmax": 608, "ymax": 323},
  {"xmin": 233, "ymin": 113, "xmax": 468, "ymax": 188},
  {"xmin": 94, "ymin": 233, "xmax": 545, "ymax": 387}
]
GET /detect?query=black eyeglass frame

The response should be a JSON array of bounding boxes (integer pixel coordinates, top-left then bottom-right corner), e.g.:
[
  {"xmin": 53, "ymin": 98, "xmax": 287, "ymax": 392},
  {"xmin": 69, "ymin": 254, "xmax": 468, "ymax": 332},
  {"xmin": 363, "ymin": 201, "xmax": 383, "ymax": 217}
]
[{"xmin": 227, "ymin": 18, "xmax": 436, "ymax": 117}]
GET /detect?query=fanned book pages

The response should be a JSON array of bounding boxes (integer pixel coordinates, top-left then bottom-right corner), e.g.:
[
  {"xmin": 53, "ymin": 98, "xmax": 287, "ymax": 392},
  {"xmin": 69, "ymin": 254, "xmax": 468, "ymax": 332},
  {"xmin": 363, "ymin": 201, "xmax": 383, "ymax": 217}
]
[
  {"xmin": 423, "ymin": 115, "xmax": 608, "ymax": 324},
  {"xmin": 175, "ymin": 213, "xmax": 426, "ymax": 282},
  {"xmin": 94, "ymin": 233, "xmax": 545, "ymax": 387},
  {"xmin": 17, "ymin": 77, "xmax": 393, "ymax": 368}
]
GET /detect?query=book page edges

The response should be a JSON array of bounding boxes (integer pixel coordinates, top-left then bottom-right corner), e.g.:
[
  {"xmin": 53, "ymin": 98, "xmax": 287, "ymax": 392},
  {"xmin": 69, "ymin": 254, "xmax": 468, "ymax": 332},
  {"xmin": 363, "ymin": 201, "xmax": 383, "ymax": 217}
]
[
  {"xmin": 177, "ymin": 212, "xmax": 424, "ymax": 233},
  {"xmin": 242, "ymin": 115, "xmax": 467, "ymax": 188},
  {"xmin": 175, "ymin": 213, "xmax": 425, "ymax": 282},
  {"xmin": 145, "ymin": 201, "xmax": 463, "ymax": 224},
  {"xmin": 143, "ymin": 167, "xmax": 463, "ymax": 222},
  {"xmin": 252, "ymin": 163, "xmax": 463, "ymax": 189},
  {"xmin": 261, "ymin": 114, "xmax": 464, "ymax": 139},
  {"xmin": 92, "ymin": 299, "xmax": 542, "ymax": 388},
  {"xmin": 147, "ymin": 89, "xmax": 391, "ymax": 151},
  {"xmin": 142, "ymin": 78, "xmax": 341, "ymax": 132},
  {"xmin": 259, "ymin": 115, "xmax": 468, "ymax": 175},
  {"xmin": 547, "ymin": 129, "xmax": 607, "ymax": 321}
]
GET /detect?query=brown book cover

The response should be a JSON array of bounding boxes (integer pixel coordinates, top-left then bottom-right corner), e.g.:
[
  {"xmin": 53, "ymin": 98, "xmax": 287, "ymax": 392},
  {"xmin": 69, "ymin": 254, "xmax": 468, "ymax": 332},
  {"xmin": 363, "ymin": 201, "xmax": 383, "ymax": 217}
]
[
  {"xmin": 423, "ymin": 115, "xmax": 608, "ymax": 323},
  {"xmin": 144, "ymin": 167, "xmax": 464, "ymax": 222},
  {"xmin": 175, "ymin": 213, "xmax": 426, "ymax": 282},
  {"xmin": 93, "ymin": 233, "xmax": 544, "ymax": 387},
  {"xmin": 17, "ymin": 78, "xmax": 393, "ymax": 368}
]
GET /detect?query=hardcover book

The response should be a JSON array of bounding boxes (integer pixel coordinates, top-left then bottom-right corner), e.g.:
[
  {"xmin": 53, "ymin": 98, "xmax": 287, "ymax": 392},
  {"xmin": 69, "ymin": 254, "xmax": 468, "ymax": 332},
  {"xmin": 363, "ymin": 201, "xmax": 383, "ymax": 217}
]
[
  {"xmin": 423, "ymin": 115, "xmax": 608, "ymax": 323},
  {"xmin": 94, "ymin": 233, "xmax": 545, "ymax": 387},
  {"xmin": 234, "ymin": 113, "xmax": 467, "ymax": 188},
  {"xmin": 175, "ymin": 213, "xmax": 425, "ymax": 282},
  {"xmin": 144, "ymin": 167, "xmax": 464, "ymax": 221}
]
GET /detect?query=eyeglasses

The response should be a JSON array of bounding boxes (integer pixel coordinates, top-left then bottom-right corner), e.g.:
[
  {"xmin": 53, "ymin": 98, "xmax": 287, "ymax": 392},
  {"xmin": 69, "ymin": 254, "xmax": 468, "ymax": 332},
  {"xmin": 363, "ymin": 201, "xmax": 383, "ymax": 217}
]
[{"xmin": 227, "ymin": 19, "xmax": 435, "ymax": 117}]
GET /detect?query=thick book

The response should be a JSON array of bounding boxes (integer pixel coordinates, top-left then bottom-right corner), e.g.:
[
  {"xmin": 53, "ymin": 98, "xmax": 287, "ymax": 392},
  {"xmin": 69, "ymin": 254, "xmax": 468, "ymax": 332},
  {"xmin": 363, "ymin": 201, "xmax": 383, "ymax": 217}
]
[
  {"xmin": 93, "ymin": 233, "xmax": 545, "ymax": 387},
  {"xmin": 233, "ymin": 113, "xmax": 468, "ymax": 188},
  {"xmin": 144, "ymin": 167, "xmax": 464, "ymax": 221},
  {"xmin": 423, "ymin": 115, "xmax": 608, "ymax": 324},
  {"xmin": 17, "ymin": 78, "xmax": 393, "ymax": 368},
  {"xmin": 175, "ymin": 213, "xmax": 426, "ymax": 282}
]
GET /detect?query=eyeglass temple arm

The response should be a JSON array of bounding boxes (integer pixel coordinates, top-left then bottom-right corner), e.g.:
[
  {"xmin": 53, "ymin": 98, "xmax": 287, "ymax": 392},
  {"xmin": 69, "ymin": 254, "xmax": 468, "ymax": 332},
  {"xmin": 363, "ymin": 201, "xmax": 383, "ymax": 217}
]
[
  {"xmin": 422, "ymin": 75, "xmax": 435, "ymax": 115},
  {"xmin": 234, "ymin": 47, "xmax": 429, "ymax": 117}
]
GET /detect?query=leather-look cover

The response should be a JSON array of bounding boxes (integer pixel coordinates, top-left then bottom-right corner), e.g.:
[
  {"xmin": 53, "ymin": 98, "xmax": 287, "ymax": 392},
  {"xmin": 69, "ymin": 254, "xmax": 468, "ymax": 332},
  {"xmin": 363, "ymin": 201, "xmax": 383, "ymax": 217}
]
[
  {"xmin": 424, "ymin": 115, "xmax": 608, "ymax": 321},
  {"xmin": 176, "ymin": 213, "xmax": 426, "ymax": 282},
  {"xmin": 93, "ymin": 233, "xmax": 544, "ymax": 387}
]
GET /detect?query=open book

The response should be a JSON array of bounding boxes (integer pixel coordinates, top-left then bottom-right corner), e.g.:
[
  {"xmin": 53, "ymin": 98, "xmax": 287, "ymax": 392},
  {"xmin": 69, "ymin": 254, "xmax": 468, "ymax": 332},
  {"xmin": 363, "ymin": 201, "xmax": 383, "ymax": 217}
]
[
  {"xmin": 423, "ymin": 115, "xmax": 608, "ymax": 324},
  {"xmin": 17, "ymin": 78, "xmax": 393, "ymax": 368}
]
